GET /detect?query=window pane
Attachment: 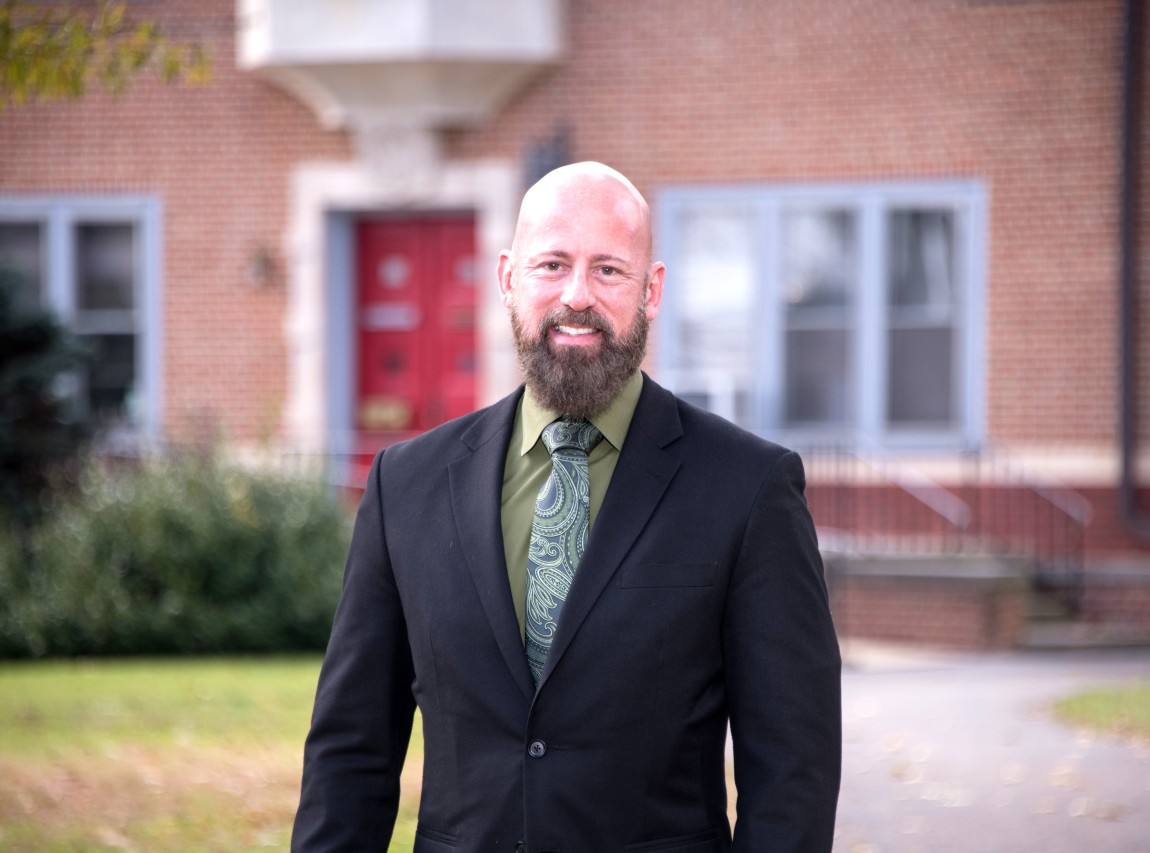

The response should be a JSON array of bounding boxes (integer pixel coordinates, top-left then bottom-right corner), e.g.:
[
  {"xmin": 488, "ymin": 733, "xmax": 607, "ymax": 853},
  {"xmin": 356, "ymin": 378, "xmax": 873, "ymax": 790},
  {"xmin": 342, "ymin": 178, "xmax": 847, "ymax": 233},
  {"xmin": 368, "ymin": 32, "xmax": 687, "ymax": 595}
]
[
  {"xmin": 0, "ymin": 223, "xmax": 44, "ymax": 313},
  {"xmin": 783, "ymin": 209, "xmax": 857, "ymax": 313},
  {"xmin": 781, "ymin": 209, "xmax": 857, "ymax": 427},
  {"xmin": 784, "ymin": 329, "xmax": 852, "ymax": 425},
  {"xmin": 675, "ymin": 208, "xmax": 757, "ymax": 426},
  {"xmin": 888, "ymin": 210, "xmax": 955, "ymax": 313},
  {"xmin": 888, "ymin": 327, "xmax": 953, "ymax": 424},
  {"xmin": 82, "ymin": 333, "xmax": 136, "ymax": 422},
  {"xmin": 76, "ymin": 223, "xmax": 135, "ymax": 310},
  {"xmin": 887, "ymin": 209, "xmax": 958, "ymax": 428}
]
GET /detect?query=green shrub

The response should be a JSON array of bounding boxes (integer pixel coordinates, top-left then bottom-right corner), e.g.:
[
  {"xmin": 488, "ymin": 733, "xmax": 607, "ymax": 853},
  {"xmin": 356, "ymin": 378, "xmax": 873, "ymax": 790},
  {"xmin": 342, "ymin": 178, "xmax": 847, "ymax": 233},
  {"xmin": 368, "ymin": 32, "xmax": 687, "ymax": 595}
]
[{"xmin": 0, "ymin": 453, "xmax": 352, "ymax": 657}]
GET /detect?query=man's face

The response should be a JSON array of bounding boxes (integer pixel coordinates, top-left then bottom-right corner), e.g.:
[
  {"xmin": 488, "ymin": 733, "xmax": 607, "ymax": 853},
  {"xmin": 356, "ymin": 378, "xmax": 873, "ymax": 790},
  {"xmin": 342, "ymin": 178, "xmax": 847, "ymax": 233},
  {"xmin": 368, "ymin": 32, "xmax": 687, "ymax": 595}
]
[{"xmin": 498, "ymin": 172, "xmax": 665, "ymax": 417}]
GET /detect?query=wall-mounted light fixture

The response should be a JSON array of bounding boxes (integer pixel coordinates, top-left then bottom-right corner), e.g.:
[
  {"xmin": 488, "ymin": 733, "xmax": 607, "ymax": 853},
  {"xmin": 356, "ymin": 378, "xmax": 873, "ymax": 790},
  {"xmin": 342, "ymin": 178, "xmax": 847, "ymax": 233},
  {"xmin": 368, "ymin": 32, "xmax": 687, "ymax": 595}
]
[{"xmin": 246, "ymin": 244, "xmax": 278, "ymax": 287}]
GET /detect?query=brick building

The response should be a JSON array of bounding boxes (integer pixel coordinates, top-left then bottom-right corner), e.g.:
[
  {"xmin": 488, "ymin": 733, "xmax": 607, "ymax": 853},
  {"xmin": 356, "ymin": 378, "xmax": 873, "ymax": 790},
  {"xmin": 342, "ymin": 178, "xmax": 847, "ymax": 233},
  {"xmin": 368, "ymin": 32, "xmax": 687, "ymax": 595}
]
[{"xmin": 2, "ymin": 0, "xmax": 1149, "ymax": 645}]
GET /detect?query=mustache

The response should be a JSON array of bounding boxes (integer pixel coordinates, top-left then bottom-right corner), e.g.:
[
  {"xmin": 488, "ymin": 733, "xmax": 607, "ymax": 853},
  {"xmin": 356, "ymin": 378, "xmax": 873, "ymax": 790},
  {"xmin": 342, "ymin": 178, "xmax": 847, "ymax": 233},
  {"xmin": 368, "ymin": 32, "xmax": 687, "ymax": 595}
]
[{"xmin": 538, "ymin": 307, "xmax": 612, "ymax": 336}]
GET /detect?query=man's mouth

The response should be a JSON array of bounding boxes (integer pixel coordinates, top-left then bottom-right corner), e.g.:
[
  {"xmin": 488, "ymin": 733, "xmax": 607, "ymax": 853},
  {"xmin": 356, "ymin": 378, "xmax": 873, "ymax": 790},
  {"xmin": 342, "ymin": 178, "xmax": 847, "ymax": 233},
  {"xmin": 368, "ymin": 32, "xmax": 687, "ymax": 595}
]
[
  {"xmin": 542, "ymin": 310, "xmax": 610, "ymax": 347},
  {"xmin": 554, "ymin": 325, "xmax": 599, "ymax": 336}
]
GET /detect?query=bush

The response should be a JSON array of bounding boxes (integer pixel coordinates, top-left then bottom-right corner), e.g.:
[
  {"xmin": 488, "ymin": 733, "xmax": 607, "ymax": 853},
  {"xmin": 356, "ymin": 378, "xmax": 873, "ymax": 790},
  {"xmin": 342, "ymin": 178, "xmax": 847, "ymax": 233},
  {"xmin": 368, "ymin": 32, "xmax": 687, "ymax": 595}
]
[{"xmin": 0, "ymin": 452, "xmax": 352, "ymax": 657}]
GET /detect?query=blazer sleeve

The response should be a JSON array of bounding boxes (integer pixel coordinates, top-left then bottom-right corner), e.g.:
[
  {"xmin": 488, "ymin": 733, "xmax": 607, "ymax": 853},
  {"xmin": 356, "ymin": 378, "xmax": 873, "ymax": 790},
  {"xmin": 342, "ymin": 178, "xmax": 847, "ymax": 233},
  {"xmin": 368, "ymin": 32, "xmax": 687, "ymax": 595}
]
[
  {"xmin": 292, "ymin": 450, "xmax": 417, "ymax": 852},
  {"xmin": 725, "ymin": 450, "xmax": 842, "ymax": 852}
]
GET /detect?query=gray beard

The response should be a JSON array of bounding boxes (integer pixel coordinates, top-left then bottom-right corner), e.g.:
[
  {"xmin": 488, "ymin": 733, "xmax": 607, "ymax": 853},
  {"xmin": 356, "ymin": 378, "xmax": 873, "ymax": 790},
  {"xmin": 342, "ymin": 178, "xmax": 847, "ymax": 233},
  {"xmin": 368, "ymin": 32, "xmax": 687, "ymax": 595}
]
[{"xmin": 511, "ymin": 305, "xmax": 648, "ymax": 420}]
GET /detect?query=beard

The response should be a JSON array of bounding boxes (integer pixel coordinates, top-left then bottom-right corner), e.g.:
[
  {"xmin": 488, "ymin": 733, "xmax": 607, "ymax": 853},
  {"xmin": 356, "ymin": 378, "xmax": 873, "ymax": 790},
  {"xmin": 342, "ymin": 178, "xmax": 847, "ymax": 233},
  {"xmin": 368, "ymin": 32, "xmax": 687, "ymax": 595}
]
[{"xmin": 511, "ymin": 304, "xmax": 649, "ymax": 420}]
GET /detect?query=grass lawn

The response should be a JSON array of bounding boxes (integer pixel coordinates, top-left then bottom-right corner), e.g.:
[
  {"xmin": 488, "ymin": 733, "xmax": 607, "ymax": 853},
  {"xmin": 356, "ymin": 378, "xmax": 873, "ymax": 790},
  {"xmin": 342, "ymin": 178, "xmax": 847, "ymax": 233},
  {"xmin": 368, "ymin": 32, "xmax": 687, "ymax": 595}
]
[
  {"xmin": 1053, "ymin": 681, "xmax": 1150, "ymax": 740},
  {"xmin": 0, "ymin": 657, "xmax": 423, "ymax": 852}
]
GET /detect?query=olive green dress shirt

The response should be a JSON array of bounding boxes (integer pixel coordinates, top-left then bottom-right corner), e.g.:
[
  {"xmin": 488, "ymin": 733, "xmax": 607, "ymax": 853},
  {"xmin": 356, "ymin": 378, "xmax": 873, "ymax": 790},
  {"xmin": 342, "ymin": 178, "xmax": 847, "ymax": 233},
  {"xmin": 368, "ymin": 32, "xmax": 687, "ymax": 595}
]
[{"xmin": 500, "ymin": 370, "xmax": 644, "ymax": 639}]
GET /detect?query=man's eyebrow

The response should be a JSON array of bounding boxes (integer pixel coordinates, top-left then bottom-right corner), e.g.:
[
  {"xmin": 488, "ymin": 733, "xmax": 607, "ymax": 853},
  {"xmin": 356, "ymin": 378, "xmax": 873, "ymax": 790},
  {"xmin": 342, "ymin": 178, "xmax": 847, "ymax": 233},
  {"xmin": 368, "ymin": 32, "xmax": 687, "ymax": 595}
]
[
  {"xmin": 526, "ymin": 250, "xmax": 573, "ymax": 263},
  {"xmin": 524, "ymin": 250, "xmax": 631, "ymax": 267}
]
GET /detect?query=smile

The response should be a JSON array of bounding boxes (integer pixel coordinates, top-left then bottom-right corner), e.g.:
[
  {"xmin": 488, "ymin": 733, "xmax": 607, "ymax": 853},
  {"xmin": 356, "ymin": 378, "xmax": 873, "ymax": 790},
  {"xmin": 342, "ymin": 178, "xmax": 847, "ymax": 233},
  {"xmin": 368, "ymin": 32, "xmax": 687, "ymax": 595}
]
[{"xmin": 554, "ymin": 325, "xmax": 599, "ymax": 336}]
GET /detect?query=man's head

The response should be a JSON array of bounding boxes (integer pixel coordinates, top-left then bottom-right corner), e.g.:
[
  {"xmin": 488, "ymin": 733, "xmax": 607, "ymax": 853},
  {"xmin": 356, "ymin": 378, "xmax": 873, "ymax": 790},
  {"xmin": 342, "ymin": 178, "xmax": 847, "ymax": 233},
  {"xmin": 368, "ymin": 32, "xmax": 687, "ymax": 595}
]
[{"xmin": 498, "ymin": 162, "xmax": 665, "ymax": 419}]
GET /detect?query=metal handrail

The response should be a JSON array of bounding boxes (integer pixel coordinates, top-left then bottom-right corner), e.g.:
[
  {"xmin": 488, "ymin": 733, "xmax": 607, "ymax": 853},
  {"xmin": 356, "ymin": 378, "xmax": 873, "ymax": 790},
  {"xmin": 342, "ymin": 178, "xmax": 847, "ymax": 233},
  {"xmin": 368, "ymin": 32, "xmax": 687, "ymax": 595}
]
[{"xmin": 802, "ymin": 443, "xmax": 1093, "ymax": 614}]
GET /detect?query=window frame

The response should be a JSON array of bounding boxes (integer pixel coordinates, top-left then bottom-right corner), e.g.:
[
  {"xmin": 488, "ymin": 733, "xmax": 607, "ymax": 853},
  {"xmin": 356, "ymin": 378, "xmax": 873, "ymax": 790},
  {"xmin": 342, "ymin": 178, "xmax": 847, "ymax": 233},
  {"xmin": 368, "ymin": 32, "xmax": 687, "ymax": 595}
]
[
  {"xmin": 656, "ymin": 180, "xmax": 986, "ymax": 451},
  {"xmin": 0, "ymin": 195, "xmax": 164, "ymax": 444}
]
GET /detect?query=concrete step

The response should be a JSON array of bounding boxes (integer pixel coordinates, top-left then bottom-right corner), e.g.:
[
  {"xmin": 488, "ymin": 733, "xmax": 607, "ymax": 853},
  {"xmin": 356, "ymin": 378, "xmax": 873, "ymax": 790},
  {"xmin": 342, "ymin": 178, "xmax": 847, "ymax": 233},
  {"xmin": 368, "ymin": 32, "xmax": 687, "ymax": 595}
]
[
  {"xmin": 1027, "ymin": 589, "xmax": 1075, "ymax": 622},
  {"xmin": 1021, "ymin": 619, "xmax": 1150, "ymax": 649}
]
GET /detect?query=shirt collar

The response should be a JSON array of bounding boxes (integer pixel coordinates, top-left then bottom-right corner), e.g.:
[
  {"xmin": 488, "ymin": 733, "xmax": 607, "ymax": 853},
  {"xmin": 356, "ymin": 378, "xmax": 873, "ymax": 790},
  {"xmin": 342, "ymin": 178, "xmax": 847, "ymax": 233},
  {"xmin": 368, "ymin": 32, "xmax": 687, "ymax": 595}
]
[{"xmin": 519, "ymin": 370, "xmax": 644, "ymax": 456}]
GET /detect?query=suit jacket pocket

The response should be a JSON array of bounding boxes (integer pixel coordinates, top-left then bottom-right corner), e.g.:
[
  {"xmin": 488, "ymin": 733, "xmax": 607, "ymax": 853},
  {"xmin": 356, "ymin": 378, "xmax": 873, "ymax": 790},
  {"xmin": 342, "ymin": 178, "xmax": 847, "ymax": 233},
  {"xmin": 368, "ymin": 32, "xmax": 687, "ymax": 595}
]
[
  {"xmin": 624, "ymin": 826, "xmax": 726, "ymax": 852},
  {"xmin": 414, "ymin": 824, "xmax": 458, "ymax": 851},
  {"xmin": 620, "ymin": 562, "xmax": 717, "ymax": 588}
]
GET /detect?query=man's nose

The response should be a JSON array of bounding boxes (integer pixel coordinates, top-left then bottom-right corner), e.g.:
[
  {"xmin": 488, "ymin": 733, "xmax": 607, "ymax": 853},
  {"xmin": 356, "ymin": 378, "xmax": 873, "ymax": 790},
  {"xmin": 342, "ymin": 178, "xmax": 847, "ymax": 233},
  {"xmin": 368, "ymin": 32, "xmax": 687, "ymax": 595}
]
[{"xmin": 561, "ymin": 266, "xmax": 596, "ymax": 311}]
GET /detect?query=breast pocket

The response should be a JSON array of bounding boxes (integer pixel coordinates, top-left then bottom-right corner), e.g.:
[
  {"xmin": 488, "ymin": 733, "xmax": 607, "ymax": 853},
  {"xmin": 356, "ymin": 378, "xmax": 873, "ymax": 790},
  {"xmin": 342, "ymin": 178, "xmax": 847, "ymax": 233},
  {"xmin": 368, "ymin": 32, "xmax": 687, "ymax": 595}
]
[
  {"xmin": 624, "ymin": 826, "xmax": 726, "ymax": 851},
  {"xmin": 413, "ymin": 824, "xmax": 458, "ymax": 851},
  {"xmin": 619, "ymin": 562, "xmax": 717, "ymax": 588}
]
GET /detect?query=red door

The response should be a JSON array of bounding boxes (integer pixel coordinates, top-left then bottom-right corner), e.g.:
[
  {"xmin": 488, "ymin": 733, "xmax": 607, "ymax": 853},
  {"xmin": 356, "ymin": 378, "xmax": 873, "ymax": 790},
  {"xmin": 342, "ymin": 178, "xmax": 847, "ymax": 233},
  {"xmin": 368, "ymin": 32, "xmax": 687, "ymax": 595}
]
[{"xmin": 355, "ymin": 215, "xmax": 478, "ymax": 443}]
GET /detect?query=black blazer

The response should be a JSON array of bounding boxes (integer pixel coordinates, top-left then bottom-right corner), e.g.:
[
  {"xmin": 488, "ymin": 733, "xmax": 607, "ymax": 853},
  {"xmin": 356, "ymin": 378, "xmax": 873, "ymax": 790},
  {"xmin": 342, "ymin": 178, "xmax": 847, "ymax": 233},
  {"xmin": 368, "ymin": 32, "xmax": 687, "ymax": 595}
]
[{"xmin": 293, "ymin": 375, "xmax": 841, "ymax": 852}]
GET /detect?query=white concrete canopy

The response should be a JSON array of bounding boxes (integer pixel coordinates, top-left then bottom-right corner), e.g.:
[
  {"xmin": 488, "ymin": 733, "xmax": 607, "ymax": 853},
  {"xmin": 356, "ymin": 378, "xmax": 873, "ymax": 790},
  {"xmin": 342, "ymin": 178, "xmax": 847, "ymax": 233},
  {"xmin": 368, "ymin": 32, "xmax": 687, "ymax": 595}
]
[{"xmin": 237, "ymin": 0, "xmax": 562, "ymax": 131}]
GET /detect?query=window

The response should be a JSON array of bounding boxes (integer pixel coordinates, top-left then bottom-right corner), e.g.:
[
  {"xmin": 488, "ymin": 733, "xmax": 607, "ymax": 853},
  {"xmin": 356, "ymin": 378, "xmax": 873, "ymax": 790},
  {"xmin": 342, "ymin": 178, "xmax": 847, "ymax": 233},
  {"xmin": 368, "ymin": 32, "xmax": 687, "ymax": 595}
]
[
  {"xmin": 657, "ymin": 182, "xmax": 985, "ymax": 449},
  {"xmin": 0, "ymin": 197, "xmax": 162, "ymax": 442}
]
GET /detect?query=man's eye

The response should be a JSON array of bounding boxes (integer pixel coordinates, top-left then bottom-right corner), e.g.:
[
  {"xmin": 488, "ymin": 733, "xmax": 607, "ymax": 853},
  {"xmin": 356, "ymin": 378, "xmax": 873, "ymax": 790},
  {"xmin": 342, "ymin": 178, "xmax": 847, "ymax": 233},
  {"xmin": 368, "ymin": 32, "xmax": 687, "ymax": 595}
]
[
  {"xmin": 543, "ymin": 262, "xmax": 562, "ymax": 272},
  {"xmin": 599, "ymin": 266, "xmax": 618, "ymax": 276}
]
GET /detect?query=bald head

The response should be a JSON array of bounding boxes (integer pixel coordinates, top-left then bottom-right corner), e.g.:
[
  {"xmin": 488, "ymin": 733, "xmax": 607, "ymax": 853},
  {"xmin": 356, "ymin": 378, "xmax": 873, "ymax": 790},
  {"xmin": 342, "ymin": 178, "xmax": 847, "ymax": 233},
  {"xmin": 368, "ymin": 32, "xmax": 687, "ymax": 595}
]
[
  {"xmin": 497, "ymin": 161, "xmax": 665, "ymax": 389},
  {"xmin": 510, "ymin": 162, "xmax": 654, "ymax": 265}
]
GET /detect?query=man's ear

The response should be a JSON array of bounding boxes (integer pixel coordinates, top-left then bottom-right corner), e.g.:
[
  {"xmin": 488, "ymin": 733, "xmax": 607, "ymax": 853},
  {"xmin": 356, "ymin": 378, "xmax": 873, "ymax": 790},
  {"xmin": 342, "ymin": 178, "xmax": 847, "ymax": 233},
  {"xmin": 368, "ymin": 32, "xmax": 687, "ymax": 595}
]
[
  {"xmin": 644, "ymin": 262, "xmax": 666, "ymax": 321},
  {"xmin": 497, "ymin": 250, "xmax": 515, "ymax": 308}
]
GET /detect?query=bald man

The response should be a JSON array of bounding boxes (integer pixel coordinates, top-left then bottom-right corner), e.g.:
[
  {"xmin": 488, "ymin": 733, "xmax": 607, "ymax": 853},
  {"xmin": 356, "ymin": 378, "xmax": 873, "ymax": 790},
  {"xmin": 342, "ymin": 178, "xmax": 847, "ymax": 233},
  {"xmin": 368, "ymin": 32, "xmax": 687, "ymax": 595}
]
[{"xmin": 292, "ymin": 163, "xmax": 841, "ymax": 852}]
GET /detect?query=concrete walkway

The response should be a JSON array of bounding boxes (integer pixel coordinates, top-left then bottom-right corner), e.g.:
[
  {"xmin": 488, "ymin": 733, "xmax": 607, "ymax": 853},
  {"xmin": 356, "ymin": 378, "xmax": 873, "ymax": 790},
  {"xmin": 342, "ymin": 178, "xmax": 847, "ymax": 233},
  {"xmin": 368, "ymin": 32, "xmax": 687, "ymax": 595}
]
[{"xmin": 834, "ymin": 642, "xmax": 1150, "ymax": 853}]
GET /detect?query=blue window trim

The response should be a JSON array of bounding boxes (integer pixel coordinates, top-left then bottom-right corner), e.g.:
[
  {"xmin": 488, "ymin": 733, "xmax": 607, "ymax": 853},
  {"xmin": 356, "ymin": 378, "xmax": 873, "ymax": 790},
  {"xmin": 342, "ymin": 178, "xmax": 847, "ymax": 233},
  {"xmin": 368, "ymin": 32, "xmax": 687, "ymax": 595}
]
[{"xmin": 655, "ymin": 180, "xmax": 986, "ymax": 451}]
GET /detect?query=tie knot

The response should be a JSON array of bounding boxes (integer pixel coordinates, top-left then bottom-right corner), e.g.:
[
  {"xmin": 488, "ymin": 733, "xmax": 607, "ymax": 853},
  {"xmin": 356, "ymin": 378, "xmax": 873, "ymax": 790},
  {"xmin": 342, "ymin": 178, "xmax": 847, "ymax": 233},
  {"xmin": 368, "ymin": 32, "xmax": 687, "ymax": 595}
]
[{"xmin": 541, "ymin": 418, "xmax": 603, "ymax": 457}]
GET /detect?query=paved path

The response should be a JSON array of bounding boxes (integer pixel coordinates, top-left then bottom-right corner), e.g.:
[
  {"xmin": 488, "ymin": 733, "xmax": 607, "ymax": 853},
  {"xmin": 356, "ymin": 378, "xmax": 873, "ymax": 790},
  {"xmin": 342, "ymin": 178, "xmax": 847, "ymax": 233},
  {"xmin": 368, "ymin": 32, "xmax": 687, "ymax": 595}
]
[{"xmin": 834, "ymin": 643, "xmax": 1150, "ymax": 853}]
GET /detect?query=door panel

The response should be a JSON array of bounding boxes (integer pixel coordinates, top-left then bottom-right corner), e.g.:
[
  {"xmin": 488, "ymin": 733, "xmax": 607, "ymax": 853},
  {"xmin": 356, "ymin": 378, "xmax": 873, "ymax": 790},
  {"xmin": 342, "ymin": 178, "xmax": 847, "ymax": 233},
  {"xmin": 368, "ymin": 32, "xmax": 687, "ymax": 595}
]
[{"xmin": 355, "ymin": 216, "xmax": 477, "ymax": 437}]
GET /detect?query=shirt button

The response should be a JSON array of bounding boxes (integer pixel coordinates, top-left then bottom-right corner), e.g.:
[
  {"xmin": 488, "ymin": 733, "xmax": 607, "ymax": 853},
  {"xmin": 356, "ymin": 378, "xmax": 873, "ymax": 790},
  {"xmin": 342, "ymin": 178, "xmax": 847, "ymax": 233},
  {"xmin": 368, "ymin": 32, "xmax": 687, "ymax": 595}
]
[{"xmin": 528, "ymin": 739, "xmax": 546, "ymax": 758}]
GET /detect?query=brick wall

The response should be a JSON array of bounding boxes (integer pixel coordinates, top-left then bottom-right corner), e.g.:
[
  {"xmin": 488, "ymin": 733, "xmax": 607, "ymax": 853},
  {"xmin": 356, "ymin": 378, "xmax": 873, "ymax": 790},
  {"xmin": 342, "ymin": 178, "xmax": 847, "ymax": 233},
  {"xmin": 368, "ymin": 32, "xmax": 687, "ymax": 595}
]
[
  {"xmin": 1081, "ymin": 575, "xmax": 1150, "ymax": 626},
  {"xmin": 826, "ymin": 558, "xmax": 1029, "ymax": 650}
]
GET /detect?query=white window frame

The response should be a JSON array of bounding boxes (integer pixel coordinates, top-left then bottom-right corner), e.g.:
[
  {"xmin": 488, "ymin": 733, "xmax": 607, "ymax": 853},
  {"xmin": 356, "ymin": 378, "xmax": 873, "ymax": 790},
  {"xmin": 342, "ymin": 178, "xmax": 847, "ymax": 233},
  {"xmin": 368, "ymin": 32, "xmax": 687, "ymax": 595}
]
[
  {"xmin": 0, "ymin": 196, "xmax": 164, "ymax": 445},
  {"xmin": 656, "ymin": 181, "xmax": 986, "ymax": 451}
]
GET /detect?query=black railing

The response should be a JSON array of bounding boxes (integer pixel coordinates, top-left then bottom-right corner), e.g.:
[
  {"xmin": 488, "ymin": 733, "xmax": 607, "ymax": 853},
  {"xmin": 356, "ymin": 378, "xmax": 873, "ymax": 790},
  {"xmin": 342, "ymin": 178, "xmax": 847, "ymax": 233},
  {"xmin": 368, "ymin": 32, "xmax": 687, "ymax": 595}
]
[{"xmin": 802, "ymin": 446, "xmax": 1092, "ymax": 615}]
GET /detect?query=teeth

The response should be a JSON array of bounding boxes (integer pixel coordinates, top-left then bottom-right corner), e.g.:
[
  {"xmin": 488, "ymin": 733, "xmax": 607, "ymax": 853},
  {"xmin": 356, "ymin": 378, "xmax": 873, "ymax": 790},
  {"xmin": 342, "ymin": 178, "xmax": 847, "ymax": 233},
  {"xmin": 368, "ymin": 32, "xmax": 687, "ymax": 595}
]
[{"xmin": 556, "ymin": 325, "xmax": 596, "ymax": 336}]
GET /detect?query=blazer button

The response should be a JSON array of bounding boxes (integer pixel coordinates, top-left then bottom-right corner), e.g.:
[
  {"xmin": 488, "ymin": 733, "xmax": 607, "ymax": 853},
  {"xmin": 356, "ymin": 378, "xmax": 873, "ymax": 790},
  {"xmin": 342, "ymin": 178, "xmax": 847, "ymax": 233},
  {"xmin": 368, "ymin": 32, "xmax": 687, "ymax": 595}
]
[
  {"xmin": 515, "ymin": 843, "xmax": 527, "ymax": 853},
  {"xmin": 528, "ymin": 739, "xmax": 546, "ymax": 758}
]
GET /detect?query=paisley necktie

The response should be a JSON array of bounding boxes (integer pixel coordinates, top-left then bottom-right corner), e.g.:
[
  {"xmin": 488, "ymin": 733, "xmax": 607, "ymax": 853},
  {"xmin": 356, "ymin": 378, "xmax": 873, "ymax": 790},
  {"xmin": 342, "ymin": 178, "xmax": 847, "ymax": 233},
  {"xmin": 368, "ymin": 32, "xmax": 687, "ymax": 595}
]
[{"xmin": 524, "ymin": 418, "xmax": 604, "ymax": 686}]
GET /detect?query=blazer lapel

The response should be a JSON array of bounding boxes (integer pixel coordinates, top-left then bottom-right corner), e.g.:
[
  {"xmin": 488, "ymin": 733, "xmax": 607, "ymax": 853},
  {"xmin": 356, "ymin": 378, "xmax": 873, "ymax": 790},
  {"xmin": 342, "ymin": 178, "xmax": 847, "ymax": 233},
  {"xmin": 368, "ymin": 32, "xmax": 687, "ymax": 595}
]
[
  {"xmin": 537, "ymin": 376, "xmax": 684, "ymax": 689},
  {"xmin": 448, "ymin": 388, "xmax": 537, "ymax": 703}
]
